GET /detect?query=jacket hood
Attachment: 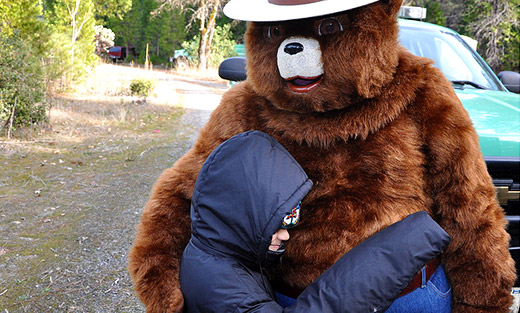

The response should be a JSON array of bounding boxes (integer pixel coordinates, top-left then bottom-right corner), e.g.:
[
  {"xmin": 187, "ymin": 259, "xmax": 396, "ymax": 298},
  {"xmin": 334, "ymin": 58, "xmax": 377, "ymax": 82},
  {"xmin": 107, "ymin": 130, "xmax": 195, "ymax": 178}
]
[{"xmin": 190, "ymin": 131, "xmax": 313, "ymax": 267}]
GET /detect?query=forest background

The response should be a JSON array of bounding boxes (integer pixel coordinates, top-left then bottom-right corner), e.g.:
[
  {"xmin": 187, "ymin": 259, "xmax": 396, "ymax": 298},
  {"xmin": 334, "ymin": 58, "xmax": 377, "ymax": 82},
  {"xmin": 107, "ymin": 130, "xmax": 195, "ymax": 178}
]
[{"xmin": 0, "ymin": 0, "xmax": 519, "ymax": 135}]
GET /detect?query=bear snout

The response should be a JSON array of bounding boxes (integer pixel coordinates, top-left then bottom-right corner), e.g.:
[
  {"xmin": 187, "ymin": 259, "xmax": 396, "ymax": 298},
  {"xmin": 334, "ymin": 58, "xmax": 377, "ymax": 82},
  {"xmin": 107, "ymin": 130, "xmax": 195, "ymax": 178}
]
[{"xmin": 277, "ymin": 36, "xmax": 324, "ymax": 81}]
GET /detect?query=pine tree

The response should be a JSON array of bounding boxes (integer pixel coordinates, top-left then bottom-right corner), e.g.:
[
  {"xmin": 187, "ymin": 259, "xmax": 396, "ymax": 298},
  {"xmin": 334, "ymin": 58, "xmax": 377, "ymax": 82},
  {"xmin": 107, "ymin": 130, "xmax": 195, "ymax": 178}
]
[
  {"xmin": 106, "ymin": 0, "xmax": 143, "ymax": 55},
  {"xmin": 460, "ymin": 0, "xmax": 518, "ymax": 72},
  {"xmin": 94, "ymin": 0, "xmax": 132, "ymax": 21},
  {"xmin": 145, "ymin": 6, "xmax": 186, "ymax": 64}
]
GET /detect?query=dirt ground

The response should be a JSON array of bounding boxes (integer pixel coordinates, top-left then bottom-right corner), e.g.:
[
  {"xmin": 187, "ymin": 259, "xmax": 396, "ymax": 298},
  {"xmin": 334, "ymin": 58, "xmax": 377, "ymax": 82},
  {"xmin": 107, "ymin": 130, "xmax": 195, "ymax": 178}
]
[{"xmin": 0, "ymin": 64, "xmax": 226, "ymax": 312}]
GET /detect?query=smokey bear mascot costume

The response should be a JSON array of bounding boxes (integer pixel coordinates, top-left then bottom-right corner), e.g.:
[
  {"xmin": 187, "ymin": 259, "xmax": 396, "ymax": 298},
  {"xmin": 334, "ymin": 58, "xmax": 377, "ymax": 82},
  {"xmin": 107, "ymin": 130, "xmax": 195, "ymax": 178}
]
[{"xmin": 129, "ymin": 0, "xmax": 516, "ymax": 312}]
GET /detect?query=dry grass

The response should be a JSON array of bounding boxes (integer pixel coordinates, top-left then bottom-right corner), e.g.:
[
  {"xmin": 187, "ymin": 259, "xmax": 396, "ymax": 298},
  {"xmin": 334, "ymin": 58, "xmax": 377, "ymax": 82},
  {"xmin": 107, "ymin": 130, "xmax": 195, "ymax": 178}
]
[
  {"xmin": 1, "ymin": 63, "xmax": 228, "ymax": 162},
  {"xmin": 2, "ymin": 64, "xmax": 194, "ymax": 149}
]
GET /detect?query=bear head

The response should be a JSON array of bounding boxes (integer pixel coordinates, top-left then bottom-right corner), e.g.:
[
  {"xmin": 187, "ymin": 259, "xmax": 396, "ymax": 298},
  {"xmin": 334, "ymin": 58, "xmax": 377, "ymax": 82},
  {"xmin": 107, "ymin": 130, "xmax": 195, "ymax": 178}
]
[{"xmin": 242, "ymin": 0, "xmax": 404, "ymax": 113}]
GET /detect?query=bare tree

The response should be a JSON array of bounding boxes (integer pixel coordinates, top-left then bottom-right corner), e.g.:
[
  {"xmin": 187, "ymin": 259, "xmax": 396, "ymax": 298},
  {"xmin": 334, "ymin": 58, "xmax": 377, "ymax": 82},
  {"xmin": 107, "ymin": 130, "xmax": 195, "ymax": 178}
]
[
  {"xmin": 200, "ymin": 0, "xmax": 220, "ymax": 70},
  {"xmin": 465, "ymin": 0, "xmax": 518, "ymax": 72},
  {"xmin": 159, "ymin": 0, "xmax": 225, "ymax": 69},
  {"xmin": 401, "ymin": 0, "xmax": 518, "ymax": 72},
  {"xmin": 65, "ymin": 0, "xmax": 93, "ymax": 68}
]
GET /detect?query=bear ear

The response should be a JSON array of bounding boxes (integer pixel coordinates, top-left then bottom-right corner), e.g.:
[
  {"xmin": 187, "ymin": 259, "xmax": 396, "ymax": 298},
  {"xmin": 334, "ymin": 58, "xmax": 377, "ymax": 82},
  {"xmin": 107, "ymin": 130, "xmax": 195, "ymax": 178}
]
[{"xmin": 380, "ymin": 0, "xmax": 404, "ymax": 17}]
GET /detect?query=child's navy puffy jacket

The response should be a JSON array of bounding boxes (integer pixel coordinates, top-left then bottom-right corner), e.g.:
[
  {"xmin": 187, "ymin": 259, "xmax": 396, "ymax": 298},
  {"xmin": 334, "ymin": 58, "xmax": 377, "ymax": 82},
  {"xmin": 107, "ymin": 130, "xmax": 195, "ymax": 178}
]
[{"xmin": 180, "ymin": 131, "xmax": 451, "ymax": 313}]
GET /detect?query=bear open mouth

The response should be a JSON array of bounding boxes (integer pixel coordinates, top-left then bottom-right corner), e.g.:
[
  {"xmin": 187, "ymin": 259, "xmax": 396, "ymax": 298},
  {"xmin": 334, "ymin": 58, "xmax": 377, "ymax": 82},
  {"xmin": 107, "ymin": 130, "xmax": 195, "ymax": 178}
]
[{"xmin": 285, "ymin": 75, "xmax": 323, "ymax": 93}]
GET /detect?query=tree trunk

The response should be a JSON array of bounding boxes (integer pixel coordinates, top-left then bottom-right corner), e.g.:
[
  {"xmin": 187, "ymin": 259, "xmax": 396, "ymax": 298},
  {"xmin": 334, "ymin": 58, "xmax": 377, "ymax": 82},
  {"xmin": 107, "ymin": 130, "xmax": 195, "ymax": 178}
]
[
  {"xmin": 203, "ymin": 0, "xmax": 219, "ymax": 67},
  {"xmin": 197, "ymin": 0, "xmax": 208, "ymax": 70},
  {"xmin": 66, "ymin": 0, "xmax": 91, "ymax": 84},
  {"xmin": 156, "ymin": 36, "xmax": 160, "ymax": 56},
  {"xmin": 7, "ymin": 97, "xmax": 18, "ymax": 140}
]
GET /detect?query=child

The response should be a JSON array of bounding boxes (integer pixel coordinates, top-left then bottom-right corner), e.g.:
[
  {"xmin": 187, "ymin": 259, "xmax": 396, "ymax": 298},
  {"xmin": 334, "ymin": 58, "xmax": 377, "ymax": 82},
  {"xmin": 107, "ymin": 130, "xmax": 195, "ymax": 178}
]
[{"xmin": 180, "ymin": 131, "xmax": 451, "ymax": 312}]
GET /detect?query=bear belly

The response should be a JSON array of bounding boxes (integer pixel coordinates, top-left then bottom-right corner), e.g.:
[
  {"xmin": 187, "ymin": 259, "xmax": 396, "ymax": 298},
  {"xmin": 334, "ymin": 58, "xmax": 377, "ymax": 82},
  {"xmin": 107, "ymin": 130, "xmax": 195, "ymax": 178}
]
[{"xmin": 267, "ymin": 113, "xmax": 430, "ymax": 288}]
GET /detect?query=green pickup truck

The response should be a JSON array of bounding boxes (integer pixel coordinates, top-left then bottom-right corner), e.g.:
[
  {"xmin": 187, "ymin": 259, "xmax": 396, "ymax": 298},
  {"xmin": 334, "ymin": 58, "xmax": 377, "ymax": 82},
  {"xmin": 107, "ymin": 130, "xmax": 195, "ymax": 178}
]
[{"xmin": 219, "ymin": 18, "xmax": 520, "ymax": 286}]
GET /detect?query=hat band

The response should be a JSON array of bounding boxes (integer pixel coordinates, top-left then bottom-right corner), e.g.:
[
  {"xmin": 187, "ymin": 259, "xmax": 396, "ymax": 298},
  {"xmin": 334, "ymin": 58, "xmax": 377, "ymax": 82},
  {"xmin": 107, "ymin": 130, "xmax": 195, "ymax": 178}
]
[{"xmin": 268, "ymin": 0, "xmax": 323, "ymax": 5}]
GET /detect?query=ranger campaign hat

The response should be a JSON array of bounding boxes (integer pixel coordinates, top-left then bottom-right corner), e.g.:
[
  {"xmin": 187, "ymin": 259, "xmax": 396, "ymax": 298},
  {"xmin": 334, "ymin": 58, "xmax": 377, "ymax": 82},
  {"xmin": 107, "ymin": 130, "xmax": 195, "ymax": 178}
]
[{"xmin": 223, "ymin": 0, "xmax": 379, "ymax": 22}]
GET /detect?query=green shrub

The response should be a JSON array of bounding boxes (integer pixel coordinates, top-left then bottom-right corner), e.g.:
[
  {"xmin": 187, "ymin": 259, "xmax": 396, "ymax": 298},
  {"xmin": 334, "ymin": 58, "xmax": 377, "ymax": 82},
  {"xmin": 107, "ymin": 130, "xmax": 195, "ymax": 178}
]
[
  {"xmin": 0, "ymin": 34, "xmax": 47, "ymax": 131},
  {"xmin": 129, "ymin": 78, "xmax": 156, "ymax": 98}
]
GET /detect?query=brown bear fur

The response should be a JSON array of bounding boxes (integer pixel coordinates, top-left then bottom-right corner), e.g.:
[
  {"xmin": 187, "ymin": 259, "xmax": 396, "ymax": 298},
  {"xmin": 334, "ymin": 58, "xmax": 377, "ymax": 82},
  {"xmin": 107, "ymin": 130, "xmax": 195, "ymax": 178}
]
[{"xmin": 128, "ymin": 1, "xmax": 516, "ymax": 312}]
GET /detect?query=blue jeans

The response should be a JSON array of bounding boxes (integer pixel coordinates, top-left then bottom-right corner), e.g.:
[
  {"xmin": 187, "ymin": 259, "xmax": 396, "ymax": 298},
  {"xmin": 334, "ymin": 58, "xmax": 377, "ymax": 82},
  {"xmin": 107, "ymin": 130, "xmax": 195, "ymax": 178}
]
[
  {"xmin": 275, "ymin": 292, "xmax": 297, "ymax": 308},
  {"xmin": 385, "ymin": 265, "xmax": 452, "ymax": 313},
  {"xmin": 275, "ymin": 265, "xmax": 451, "ymax": 312}
]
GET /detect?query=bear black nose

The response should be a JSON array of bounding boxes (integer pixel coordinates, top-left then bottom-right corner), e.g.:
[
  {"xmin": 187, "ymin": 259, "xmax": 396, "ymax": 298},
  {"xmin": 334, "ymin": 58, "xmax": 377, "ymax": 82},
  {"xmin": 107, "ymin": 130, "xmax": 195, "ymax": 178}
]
[{"xmin": 284, "ymin": 42, "xmax": 304, "ymax": 55}]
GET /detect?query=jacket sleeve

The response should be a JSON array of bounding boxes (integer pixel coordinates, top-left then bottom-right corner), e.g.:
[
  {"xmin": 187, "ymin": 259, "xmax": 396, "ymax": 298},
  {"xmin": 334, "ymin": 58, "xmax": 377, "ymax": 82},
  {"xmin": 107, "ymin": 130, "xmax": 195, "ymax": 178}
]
[
  {"xmin": 235, "ymin": 298, "xmax": 285, "ymax": 313},
  {"xmin": 283, "ymin": 211, "xmax": 451, "ymax": 313}
]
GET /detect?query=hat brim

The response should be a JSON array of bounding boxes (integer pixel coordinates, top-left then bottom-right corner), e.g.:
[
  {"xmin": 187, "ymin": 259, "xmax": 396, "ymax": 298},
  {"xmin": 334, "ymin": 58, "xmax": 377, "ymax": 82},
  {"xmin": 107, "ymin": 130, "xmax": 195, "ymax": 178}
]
[{"xmin": 223, "ymin": 0, "xmax": 379, "ymax": 22}]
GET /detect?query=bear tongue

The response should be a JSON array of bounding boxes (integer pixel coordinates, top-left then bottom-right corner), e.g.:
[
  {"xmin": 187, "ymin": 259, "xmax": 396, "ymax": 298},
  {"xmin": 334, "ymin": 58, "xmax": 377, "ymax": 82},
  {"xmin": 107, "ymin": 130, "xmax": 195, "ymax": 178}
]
[
  {"xmin": 288, "ymin": 76, "xmax": 321, "ymax": 86},
  {"xmin": 286, "ymin": 75, "xmax": 322, "ymax": 93},
  {"xmin": 293, "ymin": 78, "xmax": 312, "ymax": 86}
]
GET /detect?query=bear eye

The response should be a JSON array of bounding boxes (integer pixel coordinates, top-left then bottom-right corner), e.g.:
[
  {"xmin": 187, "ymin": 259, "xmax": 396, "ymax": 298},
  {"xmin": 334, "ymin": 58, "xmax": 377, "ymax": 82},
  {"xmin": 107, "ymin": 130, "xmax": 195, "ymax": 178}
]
[
  {"xmin": 267, "ymin": 25, "xmax": 282, "ymax": 39},
  {"xmin": 318, "ymin": 18, "xmax": 343, "ymax": 36}
]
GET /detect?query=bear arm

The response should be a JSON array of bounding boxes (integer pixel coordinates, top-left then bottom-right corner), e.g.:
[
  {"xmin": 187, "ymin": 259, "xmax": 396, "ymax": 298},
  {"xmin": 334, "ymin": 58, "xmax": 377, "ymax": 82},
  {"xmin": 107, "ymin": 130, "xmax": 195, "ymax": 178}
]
[
  {"xmin": 128, "ymin": 88, "xmax": 250, "ymax": 313},
  {"xmin": 127, "ymin": 148, "xmax": 205, "ymax": 312},
  {"xmin": 417, "ymin": 73, "xmax": 516, "ymax": 312}
]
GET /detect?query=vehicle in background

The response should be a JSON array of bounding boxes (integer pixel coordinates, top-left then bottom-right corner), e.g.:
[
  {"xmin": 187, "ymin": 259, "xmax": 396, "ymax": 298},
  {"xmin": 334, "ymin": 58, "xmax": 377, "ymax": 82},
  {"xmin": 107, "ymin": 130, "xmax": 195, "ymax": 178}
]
[
  {"xmin": 397, "ymin": 6, "xmax": 520, "ymax": 95},
  {"xmin": 172, "ymin": 44, "xmax": 246, "ymax": 70},
  {"xmin": 108, "ymin": 46, "xmax": 137, "ymax": 62},
  {"xmin": 234, "ymin": 44, "xmax": 245, "ymax": 57},
  {"xmin": 498, "ymin": 71, "xmax": 520, "ymax": 94},
  {"xmin": 170, "ymin": 49, "xmax": 190, "ymax": 70},
  {"xmin": 218, "ymin": 14, "xmax": 520, "ymax": 288}
]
